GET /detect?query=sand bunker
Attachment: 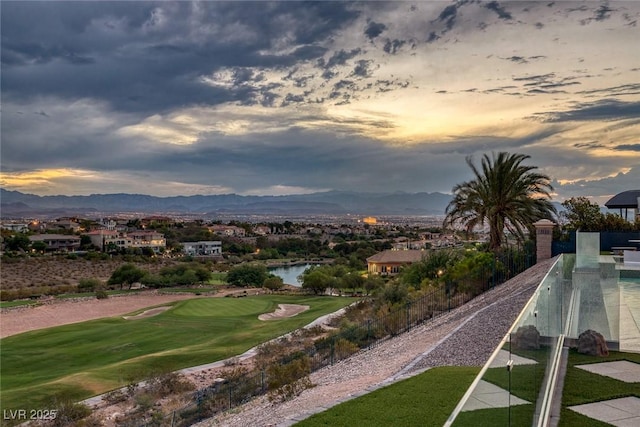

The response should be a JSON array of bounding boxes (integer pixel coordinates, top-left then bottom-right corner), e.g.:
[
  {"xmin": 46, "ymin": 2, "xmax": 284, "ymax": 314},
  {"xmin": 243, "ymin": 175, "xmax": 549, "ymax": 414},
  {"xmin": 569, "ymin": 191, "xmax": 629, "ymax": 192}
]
[
  {"xmin": 259, "ymin": 304, "xmax": 309, "ymax": 320},
  {"xmin": 123, "ymin": 306, "xmax": 171, "ymax": 320}
]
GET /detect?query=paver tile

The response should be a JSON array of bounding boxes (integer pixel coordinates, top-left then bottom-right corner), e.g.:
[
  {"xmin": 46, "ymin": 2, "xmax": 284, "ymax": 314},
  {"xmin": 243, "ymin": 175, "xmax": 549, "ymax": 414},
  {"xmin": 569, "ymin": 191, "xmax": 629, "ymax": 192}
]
[
  {"xmin": 575, "ymin": 360, "xmax": 640, "ymax": 383},
  {"xmin": 569, "ymin": 397, "xmax": 640, "ymax": 426}
]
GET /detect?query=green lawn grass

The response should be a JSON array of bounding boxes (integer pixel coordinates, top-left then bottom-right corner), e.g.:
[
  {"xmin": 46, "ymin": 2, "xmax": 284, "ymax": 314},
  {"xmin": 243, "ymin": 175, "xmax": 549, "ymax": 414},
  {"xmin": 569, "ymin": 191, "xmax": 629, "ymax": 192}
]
[
  {"xmin": 296, "ymin": 366, "xmax": 480, "ymax": 427},
  {"xmin": 451, "ymin": 348, "xmax": 640, "ymax": 427},
  {"xmin": 559, "ymin": 350, "xmax": 640, "ymax": 427},
  {"xmin": 0, "ymin": 295, "xmax": 351, "ymax": 412},
  {"xmin": 0, "ymin": 300, "xmax": 41, "ymax": 309}
]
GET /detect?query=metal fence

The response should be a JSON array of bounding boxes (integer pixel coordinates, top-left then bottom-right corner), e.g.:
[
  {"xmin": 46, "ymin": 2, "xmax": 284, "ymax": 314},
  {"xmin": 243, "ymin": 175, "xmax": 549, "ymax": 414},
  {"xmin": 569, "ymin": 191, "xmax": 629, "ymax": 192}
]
[
  {"xmin": 552, "ymin": 230, "xmax": 640, "ymax": 256},
  {"xmin": 122, "ymin": 249, "xmax": 534, "ymax": 427}
]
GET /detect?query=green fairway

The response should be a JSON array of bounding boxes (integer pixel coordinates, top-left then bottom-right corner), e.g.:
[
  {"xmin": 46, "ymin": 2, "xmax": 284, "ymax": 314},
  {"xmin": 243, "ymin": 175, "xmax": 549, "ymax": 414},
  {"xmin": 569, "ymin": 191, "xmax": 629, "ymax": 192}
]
[{"xmin": 0, "ymin": 295, "xmax": 352, "ymax": 412}]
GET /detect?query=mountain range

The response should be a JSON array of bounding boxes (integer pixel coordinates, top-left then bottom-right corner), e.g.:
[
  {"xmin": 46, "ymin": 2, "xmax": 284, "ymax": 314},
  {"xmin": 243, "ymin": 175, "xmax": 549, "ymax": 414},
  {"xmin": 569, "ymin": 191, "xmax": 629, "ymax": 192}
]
[{"xmin": 0, "ymin": 188, "xmax": 453, "ymax": 218}]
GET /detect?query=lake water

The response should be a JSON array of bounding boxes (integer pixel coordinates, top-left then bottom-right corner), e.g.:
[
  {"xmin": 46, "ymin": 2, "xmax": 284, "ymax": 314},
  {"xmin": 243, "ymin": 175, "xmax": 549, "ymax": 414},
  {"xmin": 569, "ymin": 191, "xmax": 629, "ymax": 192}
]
[{"xmin": 268, "ymin": 264, "xmax": 316, "ymax": 287}]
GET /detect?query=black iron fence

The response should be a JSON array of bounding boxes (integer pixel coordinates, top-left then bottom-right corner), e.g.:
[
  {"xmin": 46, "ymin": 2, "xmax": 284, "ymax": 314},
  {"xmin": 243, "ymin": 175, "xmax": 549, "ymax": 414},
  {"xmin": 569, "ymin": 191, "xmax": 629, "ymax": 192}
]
[
  {"xmin": 120, "ymin": 249, "xmax": 535, "ymax": 426},
  {"xmin": 552, "ymin": 230, "xmax": 640, "ymax": 256}
]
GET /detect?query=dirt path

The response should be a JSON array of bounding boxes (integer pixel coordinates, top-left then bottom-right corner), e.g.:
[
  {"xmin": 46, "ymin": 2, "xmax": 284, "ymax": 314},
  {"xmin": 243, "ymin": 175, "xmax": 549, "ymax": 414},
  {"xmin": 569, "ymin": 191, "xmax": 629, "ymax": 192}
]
[{"xmin": 0, "ymin": 292, "xmax": 204, "ymax": 338}]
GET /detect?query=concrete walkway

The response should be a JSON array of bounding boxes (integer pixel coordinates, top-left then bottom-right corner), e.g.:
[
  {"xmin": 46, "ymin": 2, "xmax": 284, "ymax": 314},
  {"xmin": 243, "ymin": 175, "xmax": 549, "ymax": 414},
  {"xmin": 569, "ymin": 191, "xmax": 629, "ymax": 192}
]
[{"xmin": 619, "ymin": 279, "xmax": 640, "ymax": 352}]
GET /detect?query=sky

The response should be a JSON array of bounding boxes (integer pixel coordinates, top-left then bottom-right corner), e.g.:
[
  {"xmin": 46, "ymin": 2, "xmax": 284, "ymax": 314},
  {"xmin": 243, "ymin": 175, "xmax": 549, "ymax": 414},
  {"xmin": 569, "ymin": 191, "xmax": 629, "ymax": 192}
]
[{"xmin": 1, "ymin": 1, "xmax": 639, "ymax": 206}]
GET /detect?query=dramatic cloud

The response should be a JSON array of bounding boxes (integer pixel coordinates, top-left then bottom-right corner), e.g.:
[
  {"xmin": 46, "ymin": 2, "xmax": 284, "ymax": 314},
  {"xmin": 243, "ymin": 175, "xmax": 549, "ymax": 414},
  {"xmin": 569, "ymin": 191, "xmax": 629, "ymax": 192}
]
[{"xmin": 1, "ymin": 0, "xmax": 639, "ymax": 205}]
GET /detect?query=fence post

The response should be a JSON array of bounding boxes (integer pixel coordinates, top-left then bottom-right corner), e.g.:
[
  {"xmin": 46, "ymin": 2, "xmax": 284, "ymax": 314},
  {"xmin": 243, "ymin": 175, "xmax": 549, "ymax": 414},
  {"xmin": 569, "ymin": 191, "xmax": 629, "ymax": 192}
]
[
  {"xmin": 367, "ymin": 319, "xmax": 372, "ymax": 347},
  {"xmin": 406, "ymin": 302, "xmax": 411, "ymax": 332},
  {"xmin": 330, "ymin": 337, "xmax": 335, "ymax": 365}
]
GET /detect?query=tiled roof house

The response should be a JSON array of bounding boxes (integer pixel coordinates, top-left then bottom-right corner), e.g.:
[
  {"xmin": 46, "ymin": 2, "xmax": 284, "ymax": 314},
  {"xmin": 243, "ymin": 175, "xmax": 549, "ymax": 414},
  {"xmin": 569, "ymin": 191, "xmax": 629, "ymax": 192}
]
[{"xmin": 366, "ymin": 249, "xmax": 426, "ymax": 275}]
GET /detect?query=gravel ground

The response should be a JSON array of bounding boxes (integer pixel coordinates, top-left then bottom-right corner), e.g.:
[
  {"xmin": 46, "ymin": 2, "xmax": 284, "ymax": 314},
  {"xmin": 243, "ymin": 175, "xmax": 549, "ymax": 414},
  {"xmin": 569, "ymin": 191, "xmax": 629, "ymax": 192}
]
[{"xmin": 195, "ymin": 257, "xmax": 557, "ymax": 427}]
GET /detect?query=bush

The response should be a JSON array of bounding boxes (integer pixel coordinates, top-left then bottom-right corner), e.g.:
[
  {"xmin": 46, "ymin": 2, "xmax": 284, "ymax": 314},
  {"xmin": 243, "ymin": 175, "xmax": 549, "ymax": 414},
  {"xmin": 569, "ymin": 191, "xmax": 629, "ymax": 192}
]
[
  {"xmin": 266, "ymin": 355, "xmax": 313, "ymax": 402},
  {"xmin": 78, "ymin": 278, "xmax": 102, "ymax": 292},
  {"xmin": 95, "ymin": 289, "xmax": 108, "ymax": 299},
  {"xmin": 50, "ymin": 401, "xmax": 92, "ymax": 427},
  {"xmin": 263, "ymin": 276, "xmax": 284, "ymax": 291}
]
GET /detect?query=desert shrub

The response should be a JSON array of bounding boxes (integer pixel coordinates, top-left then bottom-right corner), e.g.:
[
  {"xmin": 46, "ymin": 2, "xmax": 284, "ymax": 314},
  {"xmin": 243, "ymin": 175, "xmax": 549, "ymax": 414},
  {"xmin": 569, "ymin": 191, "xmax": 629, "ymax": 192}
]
[
  {"xmin": 266, "ymin": 355, "xmax": 313, "ymax": 402},
  {"xmin": 49, "ymin": 401, "xmax": 92, "ymax": 427},
  {"xmin": 95, "ymin": 289, "xmax": 108, "ymax": 299},
  {"xmin": 223, "ymin": 356, "xmax": 240, "ymax": 367},
  {"xmin": 134, "ymin": 392, "xmax": 155, "ymax": 412},
  {"xmin": 0, "ymin": 289, "xmax": 19, "ymax": 301},
  {"xmin": 333, "ymin": 338, "xmax": 360, "ymax": 360},
  {"xmin": 146, "ymin": 372, "xmax": 194, "ymax": 397},
  {"xmin": 78, "ymin": 278, "xmax": 102, "ymax": 292},
  {"xmin": 255, "ymin": 339, "xmax": 290, "ymax": 370}
]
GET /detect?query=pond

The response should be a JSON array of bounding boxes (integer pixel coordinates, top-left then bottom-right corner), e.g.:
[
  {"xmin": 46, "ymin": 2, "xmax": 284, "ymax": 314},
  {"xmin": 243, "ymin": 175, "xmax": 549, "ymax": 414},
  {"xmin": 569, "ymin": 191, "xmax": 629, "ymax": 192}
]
[{"xmin": 268, "ymin": 263, "xmax": 316, "ymax": 287}]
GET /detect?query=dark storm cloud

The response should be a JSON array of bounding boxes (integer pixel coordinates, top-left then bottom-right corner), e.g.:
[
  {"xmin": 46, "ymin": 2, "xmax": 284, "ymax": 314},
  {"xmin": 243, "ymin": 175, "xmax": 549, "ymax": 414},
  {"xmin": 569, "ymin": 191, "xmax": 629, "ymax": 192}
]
[
  {"xmin": 364, "ymin": 21, "xmax": 387, "ymax": 40},
  {"xmin": 538, "ymin": 99, "xmax": 640, "ymax": 122},
  {"xmin": 383, "ymin": 39, "xmax": 406, "ymax": 55},
  {"xmin": 427, "ymin": 127, "xmax": 563, "ymax": 156},
  {"xmin": 485, "ymin": 1, "xmax": 513, "ymax": 20},
  {"xmin": 1, "ymin": 1, "xmax": 360, "ymax": 114},
  {"xmin": 322, "ymin": 49, "xmax": 363, "ymax": 70},
  {"xmin": 426, "ymin": 31, "xmax": 440, "ymax": 43},
  {"xmin": 352, "ymin": 60, "xmax": 374, "ymax": 78},
  {"xmin": 436, "ymin": 4, "xmax": 459, "ymax": 31},
  {"xmin": 578, "ymin": 83, "xmax": 640, "ymax": 97},
  {"xmin": 574, "ymin": 141, "xmax": 606, "ymax": 149},
  {"xmin": 501, "ymin": 55, "xmax": 546, "ymax": 64},
  {"xmin": 614, "ymin": 144, "xmax": 640, "ymax": 152},
  {"xmin": 555, "ymin": 167, "xmax": 640, "ymax": 201}
]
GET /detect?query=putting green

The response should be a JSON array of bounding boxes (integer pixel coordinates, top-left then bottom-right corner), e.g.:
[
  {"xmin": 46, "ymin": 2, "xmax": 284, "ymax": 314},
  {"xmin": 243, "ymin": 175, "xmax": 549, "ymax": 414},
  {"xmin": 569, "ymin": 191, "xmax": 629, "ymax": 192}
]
[{"xmin": 0, "ymin": 295, "xmax": 351, "ymax": 412}]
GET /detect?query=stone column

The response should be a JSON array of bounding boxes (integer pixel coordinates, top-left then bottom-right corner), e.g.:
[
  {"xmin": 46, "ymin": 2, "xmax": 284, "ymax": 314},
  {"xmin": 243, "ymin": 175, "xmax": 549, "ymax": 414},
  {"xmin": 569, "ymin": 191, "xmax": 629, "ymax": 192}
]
[{"xmin": 533, "ymin": 219, "xmax": 555, "ymax": 263}]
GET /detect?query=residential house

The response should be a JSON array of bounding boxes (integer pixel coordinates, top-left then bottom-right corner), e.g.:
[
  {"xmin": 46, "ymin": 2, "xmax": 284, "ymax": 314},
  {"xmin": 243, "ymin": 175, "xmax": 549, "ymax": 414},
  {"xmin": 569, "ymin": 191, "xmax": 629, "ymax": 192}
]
[
  {"xmin": 366, "ymin": 249, "xmax": 426, "ymax": 275},
  {"xmin": 127, "ymin": 230, "xmax": 166, "ymax": 253},
  {"xmin": 84, "ymin": 230, "xmax": 120, "ymax": 251},
  {"xmin": 0, "ymin": 222, "xmax": 29, "ymax": 232},
  {"xmin": 253, "ymin": 225, "xmax": 271, "ymax": 236},
  {"xmin": 183, "ymin": 241, "xmax": 222, "ymax": 257},
  {"xmin": 29, "ymin": 234, "xmax": 81, "ymax": 252},
  {"xmin": 209, "ymin": 225, "xmax": 246, "ymax": 237}
]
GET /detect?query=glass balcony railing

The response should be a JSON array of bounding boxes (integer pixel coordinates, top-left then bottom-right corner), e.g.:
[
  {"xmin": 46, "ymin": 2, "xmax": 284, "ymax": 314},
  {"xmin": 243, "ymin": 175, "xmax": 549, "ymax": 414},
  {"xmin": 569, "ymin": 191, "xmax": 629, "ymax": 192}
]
[{"xmin": 446, "ymin": 231, "xmax": 638, "ymax": 426}]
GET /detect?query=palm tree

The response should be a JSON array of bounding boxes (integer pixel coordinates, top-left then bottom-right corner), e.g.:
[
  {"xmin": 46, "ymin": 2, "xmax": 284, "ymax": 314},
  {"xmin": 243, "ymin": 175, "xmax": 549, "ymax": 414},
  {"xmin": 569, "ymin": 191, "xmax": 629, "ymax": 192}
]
[{"xmin": 444, "ymin": 152, "xmax": 556, "ymax": 251}]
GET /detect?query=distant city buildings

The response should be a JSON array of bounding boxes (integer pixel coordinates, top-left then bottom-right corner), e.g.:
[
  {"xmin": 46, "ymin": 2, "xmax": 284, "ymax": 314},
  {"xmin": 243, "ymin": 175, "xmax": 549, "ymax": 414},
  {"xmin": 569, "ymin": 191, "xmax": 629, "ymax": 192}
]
[{"xmin": 363, "ymin": 216, "xmax": 377, "ymax": 225}]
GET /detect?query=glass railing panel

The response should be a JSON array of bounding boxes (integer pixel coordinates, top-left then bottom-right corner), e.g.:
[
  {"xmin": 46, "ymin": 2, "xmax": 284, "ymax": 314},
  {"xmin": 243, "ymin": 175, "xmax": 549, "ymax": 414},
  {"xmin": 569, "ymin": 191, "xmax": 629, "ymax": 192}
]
[
  {"xmin": 447, "ymin": 256, "xmax": 564, "ymax": 426},
  {"xmin": 449, "ymin": 239, "xmax": 628, "ymax": 426}
]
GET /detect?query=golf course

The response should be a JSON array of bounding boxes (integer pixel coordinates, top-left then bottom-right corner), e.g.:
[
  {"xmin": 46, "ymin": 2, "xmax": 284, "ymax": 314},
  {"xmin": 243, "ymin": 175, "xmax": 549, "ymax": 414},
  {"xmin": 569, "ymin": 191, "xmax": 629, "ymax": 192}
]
[{"xmin": 0, "ymin": 295, "xmax": 352, "ymax": 413}]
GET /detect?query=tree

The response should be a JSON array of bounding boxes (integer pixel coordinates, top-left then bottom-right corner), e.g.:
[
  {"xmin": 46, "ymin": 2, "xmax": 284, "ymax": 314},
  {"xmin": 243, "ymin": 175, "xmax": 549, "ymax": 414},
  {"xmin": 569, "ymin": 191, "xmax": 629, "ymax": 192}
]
[
  {"xmin": 107, "ymin": 263, "xmax": 147, "ymax": 290},
  {"xmin": 226, "ymin": 264, "xmax": 268, "ymax": 287},
  {"xmin": 6, "ymin": 233, "xmax": 31, "ymax": 252},
  {"xmin": 31, "ymin": 240, "xmax": 48, "ymax": 253},
  {"xmin": 300, "ymin": 269, "xmax": 329, "ymax": 294},
  {"xmin": 400, "ymin": 250, "xmax": 459, "ymax": 289},
  {"xmin": 561, "ymin": 197, "xmax": 603, "ymax": 231},
  {"xmin": 263, "ymin": 276, "xmax": 284, "ymax": 291},
  {"xmin": 444, "ymin": 152, "xmax": 556, "ymax": 251}
]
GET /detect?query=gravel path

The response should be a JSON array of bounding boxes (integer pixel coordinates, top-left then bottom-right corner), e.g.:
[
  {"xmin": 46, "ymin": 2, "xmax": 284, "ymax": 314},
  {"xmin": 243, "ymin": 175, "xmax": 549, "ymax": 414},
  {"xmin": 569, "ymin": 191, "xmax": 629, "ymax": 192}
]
[{"xmin": 195, "ymin": 257, "xmax": 557, "ymax": 427}]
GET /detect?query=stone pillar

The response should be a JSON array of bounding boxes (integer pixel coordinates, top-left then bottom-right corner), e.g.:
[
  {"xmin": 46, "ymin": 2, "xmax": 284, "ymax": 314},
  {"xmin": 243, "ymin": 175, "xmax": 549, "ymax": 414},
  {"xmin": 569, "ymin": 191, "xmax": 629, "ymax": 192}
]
[{"xmin": 534, "ymin": 219, "xmax": 555, "ymax": 263}]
